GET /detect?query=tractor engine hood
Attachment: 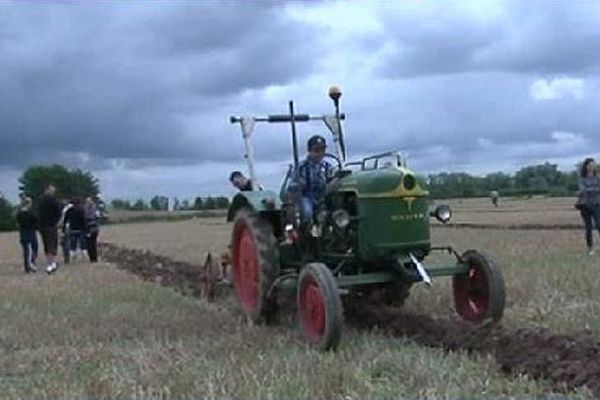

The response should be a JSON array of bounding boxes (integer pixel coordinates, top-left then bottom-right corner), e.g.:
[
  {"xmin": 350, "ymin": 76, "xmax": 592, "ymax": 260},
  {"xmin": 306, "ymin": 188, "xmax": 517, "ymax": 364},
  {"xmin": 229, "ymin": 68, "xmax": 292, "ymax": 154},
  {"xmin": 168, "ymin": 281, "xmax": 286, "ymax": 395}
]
[{"xmin": 336, "ymin": 166, "xmax": 428, "ymax": 198}]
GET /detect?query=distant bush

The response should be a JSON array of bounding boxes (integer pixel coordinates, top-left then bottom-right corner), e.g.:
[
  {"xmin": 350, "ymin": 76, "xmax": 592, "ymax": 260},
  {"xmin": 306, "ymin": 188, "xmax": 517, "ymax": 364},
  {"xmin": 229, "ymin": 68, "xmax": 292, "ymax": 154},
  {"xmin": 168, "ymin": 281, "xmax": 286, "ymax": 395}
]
[
  {"xmin": 548, "ymin": 186, "xmax": 570, "ymax": 197},
  {"xmin": 0, "ymin": 197, "xmax": 16, "ymax": 232}
]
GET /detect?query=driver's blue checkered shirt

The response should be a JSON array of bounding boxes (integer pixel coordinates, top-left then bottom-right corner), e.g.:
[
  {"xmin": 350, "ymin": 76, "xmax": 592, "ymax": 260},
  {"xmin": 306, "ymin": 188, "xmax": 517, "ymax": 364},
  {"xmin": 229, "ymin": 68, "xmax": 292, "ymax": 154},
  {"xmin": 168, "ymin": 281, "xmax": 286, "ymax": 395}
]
[{"xmin": 289, "ymin": 157, "xmax": 333, "ymax": 203}]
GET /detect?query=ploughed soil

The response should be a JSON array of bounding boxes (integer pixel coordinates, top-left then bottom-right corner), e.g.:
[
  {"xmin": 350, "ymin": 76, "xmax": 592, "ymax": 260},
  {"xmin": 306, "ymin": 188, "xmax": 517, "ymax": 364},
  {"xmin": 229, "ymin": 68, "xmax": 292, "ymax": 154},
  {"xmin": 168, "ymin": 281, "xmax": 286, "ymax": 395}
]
[
  {"xmin": 99, "ymin": 242, "xmax": 600, "ymax": 396},
  {"xmin": 436, "ymin": 222, "xmax": 582, "ymax": 230}
]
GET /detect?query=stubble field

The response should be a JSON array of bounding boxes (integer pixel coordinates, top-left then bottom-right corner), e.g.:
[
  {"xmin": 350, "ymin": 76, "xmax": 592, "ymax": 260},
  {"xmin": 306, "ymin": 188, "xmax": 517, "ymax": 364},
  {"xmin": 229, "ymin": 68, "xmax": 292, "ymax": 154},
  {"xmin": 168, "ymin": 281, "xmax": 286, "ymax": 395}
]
[{"xmin": 1, "ymin": 197, "xmax": 598, "ymax": 398}]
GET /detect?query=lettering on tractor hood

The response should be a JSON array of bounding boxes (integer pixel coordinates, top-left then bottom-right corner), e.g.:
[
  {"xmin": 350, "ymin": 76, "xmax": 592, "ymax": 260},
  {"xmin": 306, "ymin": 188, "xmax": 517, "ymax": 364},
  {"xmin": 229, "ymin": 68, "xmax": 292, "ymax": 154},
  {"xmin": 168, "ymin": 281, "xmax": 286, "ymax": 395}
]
[{"xmin": 391, "ymin": 213, "xmax": 428, "ymax": 221}]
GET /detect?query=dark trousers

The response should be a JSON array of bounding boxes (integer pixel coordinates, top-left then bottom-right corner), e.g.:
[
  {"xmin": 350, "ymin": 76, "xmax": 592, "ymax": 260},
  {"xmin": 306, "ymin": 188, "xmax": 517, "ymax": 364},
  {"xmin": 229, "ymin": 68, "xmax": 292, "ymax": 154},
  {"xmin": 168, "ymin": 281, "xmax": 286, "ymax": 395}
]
[
  {"xmin": 580, "ymin": 205, "xmax": 600, "ymax": 248},
  {"xmin": 19, "ymin": 230, "xmax": 38, "ymax": 271},
  {"xmin": 70, "ymin": 230, "xmax": 86, "ymax": 252},
  {"xmin": 86, "ymin": 231, "xmax": 98, "ymax": 262}
]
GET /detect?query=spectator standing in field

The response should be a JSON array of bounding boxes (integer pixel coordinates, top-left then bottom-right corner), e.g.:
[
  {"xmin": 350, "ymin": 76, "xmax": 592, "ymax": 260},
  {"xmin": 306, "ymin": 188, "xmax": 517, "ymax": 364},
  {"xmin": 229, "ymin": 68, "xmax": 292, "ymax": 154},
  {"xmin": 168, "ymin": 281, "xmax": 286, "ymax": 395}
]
[
  {"xmin": 16, "ymin": 196, "xmax": 38, "ymax": 273},
  {"xmin": 576, "ymin": 158, "xmax": 600, "ymax": 255},
  {"xmin": 85, "ymin": 196, "xmax": 100, "ymax": 263},
  {"xmin": 63, "ymin": 197, "xmax": 87, "ymax": 260},
  {"xmin": 38, "ymin": 184, "xmax": 62, "ymax": 274}
]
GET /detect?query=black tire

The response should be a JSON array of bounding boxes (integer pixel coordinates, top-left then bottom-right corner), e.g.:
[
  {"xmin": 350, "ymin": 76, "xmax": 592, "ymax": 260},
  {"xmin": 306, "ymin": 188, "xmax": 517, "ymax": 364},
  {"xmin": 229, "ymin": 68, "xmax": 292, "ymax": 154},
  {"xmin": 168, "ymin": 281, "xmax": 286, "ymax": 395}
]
[
  {"xmin": 230, "ymin": 210, "xmax": 280, "ymax": 323},
  {"xmin": 453, "ymin": 250, "xmax": 505, "ymax": 323},
  {"xmin": 297, "ymin": 263, "xmax": 344, "ymax": 351}
]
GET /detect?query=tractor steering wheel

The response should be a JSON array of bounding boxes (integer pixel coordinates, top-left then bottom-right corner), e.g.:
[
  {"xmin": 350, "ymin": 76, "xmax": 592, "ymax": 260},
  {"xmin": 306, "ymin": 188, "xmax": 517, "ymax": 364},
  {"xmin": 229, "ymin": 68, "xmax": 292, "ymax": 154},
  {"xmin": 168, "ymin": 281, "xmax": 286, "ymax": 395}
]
[{"xmin": 324, "ymin": 153, "xmax": 343, "ymax": 172}]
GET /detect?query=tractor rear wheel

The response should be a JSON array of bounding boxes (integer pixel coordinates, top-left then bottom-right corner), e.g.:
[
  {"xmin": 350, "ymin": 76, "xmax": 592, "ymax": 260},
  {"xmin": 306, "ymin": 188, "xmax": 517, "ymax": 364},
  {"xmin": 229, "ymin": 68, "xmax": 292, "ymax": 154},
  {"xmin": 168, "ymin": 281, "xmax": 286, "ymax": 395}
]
[
  {"xmin": 453, "ymin": 250, "xmax": 505, "ymax": 323},
  {"xmin": 297, "ymin": 263, "xmax": 343, "ymax": 351},
  {"xmin": 231, "ymin": 211, "xmax": 279, "ymax": 323}
]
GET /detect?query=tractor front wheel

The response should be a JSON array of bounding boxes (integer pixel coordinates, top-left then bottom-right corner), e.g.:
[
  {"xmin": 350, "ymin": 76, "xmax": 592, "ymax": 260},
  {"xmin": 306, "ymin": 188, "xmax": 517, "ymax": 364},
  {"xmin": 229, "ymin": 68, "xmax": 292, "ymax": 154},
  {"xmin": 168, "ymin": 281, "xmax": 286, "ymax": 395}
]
[
  {"xmin": 231, "ymin": 211, "xmax": 279, "ymax": 323},
  {"xmin": 453, "ymin": 250, "xmax": 505, "ymax": 323},
  {"xmin": 297, "ymin": 263, "xmax": 343, "ymax": 351}
]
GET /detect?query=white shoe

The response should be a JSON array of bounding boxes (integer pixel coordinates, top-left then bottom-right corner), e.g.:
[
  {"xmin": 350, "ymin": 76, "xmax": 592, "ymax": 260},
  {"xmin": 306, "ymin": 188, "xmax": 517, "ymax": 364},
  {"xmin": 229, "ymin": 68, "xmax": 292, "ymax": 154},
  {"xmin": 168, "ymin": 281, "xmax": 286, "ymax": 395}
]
[
  {"xmin": 589, "ymin": 249, "xmax": 595, "ymax": 256},
  {"xmin": 29, "ymin": 261, "xmax": 37, "ymax": 273},
  {"xmin": 46, "ymin": 262, "xmax": 58, "ymax": 274}
]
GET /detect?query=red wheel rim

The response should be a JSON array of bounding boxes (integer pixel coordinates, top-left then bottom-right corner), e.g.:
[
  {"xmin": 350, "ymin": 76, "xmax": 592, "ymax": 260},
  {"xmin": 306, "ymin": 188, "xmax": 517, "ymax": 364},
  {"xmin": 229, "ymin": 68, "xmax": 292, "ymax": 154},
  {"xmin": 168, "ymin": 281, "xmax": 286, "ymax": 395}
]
[
  {"xmin": 233, "ymin": 225, "xmax": 259, "ymax": 312},
  {"xmin": 455, "ymin": 264, "xmax": 489, "ymax": 322},
  {"xmin": 299, "ymin": 275, "xmax": 326, "ymax": 343}
]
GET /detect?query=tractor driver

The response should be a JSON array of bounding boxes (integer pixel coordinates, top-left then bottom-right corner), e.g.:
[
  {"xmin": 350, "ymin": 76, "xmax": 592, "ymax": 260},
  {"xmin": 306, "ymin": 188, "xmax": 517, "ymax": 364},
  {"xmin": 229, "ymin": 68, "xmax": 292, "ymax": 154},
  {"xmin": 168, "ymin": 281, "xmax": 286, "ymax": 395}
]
[{"xmin": 287, "ymin": 135, "xmax": 334, "ymax": 225}]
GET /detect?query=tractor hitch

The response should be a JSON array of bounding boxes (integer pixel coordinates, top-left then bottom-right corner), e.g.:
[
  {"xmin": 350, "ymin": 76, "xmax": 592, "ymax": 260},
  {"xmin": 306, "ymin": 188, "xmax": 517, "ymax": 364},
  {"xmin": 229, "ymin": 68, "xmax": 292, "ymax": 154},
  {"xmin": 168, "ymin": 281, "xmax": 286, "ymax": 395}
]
[{"xmin": 409, "ymin": 253, "xmax": 432, "ymax": 286}]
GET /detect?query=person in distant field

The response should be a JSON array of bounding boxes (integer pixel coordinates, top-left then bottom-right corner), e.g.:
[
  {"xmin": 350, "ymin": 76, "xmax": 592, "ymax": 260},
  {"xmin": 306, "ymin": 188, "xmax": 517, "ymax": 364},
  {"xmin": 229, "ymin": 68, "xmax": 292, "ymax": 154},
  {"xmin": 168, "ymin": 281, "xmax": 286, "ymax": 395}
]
[
  {"xmin": 37, "ymin": 184, "xmax": 62, "ymax": 274},
  {"xmin": 84, "ymin": 196, "xmax": 100, "ymax": 263},
  {"xmin": 576, "ymin": 158, "xmax": 600, "ymax": 255},
  {"xmin": 63, "ymin": 197, "xmax": 87, "ymax": 260},
  {"xmin": 287, "ymin": 135, "xmax": 334, "ymax": 224},
  {"xmin": 490, "ymin": 190, "xmax": 500, "ymax": 208},
  {"xmin": 16, "ymin": 196, "xmax": 38, "ymax": 273},
  {"xmin": 229, "ymin": 171, "xmax": 263, "ymax": 191}
]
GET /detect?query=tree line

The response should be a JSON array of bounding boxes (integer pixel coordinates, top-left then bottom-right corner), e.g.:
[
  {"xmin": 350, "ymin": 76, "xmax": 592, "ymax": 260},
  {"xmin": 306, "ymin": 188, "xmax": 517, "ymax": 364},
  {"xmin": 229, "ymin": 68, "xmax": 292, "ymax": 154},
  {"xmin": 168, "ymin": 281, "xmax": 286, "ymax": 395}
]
[
  {"xmin": 0, "ymin": 161, "xmax": 584, "ymax": 231},
  {"xmin": 426, "ymin": 162, "xmax": 579, "ymax": 199},
  {"xmin": 110, "ymin": 195, "xmax": 230, "ymax": 211},
  {"xmin": 0, "ymin": 164, "xmax": 102, "ymax": 231}
]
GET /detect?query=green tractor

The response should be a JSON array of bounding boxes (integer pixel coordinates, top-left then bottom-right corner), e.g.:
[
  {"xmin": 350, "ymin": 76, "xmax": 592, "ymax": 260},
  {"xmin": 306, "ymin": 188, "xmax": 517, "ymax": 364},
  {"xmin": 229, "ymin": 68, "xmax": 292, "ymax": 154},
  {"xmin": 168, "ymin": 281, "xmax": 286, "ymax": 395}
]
[{"xmin": 228, "ymin": 87, "xmax": 505, "ymax": 350}]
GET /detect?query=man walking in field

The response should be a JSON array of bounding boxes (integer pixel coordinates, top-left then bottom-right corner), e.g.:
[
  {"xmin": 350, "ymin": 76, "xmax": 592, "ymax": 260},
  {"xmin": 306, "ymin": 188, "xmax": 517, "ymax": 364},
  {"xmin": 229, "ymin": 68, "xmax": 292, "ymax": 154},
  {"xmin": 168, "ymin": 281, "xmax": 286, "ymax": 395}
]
[
  {"xmin": 16, "ymin": 196, "xmax": 38, "ymax": 273},
  {"xmin": 84, "ymin": 196, "xmax": 101, "ymax": 263},
  {"xmin": 37, "ymin": 184, "xmax": 62, "ymax": 274}
]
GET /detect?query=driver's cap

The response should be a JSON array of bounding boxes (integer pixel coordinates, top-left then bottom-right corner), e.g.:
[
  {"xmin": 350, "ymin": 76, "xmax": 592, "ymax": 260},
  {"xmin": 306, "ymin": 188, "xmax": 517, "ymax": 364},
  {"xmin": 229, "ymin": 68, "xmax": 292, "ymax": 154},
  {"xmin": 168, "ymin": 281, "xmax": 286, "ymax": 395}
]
[{"xmin": 307, "ymin": 135, "xmax": 327, "ymax": 151}]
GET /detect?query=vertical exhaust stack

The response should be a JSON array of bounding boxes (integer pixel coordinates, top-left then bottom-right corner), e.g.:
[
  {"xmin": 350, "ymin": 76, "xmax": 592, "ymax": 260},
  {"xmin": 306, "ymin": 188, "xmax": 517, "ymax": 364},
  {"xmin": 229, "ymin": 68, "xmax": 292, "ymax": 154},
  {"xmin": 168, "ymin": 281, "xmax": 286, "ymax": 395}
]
[{"xmin": 328, "ymin": 86, "xmax": 346, "ymax": 162}]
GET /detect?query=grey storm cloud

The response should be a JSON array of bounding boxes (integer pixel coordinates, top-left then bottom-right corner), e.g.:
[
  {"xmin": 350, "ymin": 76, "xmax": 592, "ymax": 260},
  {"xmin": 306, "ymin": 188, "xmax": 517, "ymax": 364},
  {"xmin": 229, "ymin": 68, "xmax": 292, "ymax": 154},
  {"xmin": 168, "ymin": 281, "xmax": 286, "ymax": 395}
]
[
  {"xmin": 2, "ymin": 1, "xmax": 600, "ymax": 200},
  {"xmin": 377, "ymin": 2, "xmax": 600, "ymax": 78},
  {"xmin": 0, "ymin": 2, "xmax": 318, "ymax": 169}
]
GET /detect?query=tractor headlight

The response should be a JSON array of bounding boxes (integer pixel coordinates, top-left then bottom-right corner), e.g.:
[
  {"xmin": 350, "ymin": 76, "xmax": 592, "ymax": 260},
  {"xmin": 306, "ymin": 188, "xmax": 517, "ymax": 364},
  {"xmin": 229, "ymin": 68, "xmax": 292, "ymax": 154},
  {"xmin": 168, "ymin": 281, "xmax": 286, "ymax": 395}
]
[
  {"xmin": 332, "ymin": 209, "xmax": 351, "ymax": 228},
  {"xmin": 403, "ymin": 174, "xmax": 416, "ymax": 190},
  {"xmin": 316, "ymin": 210, "xmax": 329, "ymax": 225},
  {"xmin": 431, "ymin": 204, "xmax": 451, "ymax": 223},
  {"xmin": 261, "ymin": 197, "xmax": 276, "ymax": 210}
]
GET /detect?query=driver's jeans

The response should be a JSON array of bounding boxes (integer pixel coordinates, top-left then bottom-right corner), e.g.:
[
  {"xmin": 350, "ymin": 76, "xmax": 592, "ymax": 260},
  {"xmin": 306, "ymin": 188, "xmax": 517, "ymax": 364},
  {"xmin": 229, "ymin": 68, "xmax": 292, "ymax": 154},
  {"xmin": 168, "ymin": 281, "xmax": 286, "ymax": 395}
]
[{"xmin": 299, "ymin": 196, "xmax": 316, "ymax": 224}]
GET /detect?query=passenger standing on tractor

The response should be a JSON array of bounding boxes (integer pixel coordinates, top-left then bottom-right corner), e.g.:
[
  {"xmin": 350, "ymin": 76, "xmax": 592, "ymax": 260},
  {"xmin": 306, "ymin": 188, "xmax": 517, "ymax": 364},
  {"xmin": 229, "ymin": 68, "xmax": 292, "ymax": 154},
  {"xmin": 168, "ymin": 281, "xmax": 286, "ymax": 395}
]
[
  {"xmin": 37, "ymin": 184, "xmax": 62, "ymax": 274},
  {"xmin": 576, "ymin": 158, "xmax": 600, "ymax": 255},
  {"xmin": 229, "ymin": 171, "xmax": 263, "ymax": 191},
  {"xmin": 16, "ymin": 196, "xmax": 38, "ymax": 273},
  {"xmin": 288, "ymin": 135, "xmax": 333, "ymax": 224}
]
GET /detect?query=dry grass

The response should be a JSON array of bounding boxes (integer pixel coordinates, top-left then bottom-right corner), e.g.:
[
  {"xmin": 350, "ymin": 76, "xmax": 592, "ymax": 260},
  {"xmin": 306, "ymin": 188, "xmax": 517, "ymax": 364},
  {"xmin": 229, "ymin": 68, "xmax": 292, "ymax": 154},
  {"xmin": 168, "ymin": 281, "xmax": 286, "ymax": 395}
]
[
  {"xmin": 0, "ymin": 196, "xmax": 595, "ymax": 398},
  {"xmin": 437, "ymin": 196, "xmax": 580, "ymax": 227}
]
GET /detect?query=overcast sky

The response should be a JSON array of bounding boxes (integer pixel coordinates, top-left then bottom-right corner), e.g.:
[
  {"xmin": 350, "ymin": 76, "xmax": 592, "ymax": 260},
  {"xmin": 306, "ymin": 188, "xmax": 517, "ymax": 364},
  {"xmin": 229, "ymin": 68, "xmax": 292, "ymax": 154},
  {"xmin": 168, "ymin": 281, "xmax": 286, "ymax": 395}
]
[{"xmin": 2, "ymin": 1, "xmax": 600, "ymax": 201}]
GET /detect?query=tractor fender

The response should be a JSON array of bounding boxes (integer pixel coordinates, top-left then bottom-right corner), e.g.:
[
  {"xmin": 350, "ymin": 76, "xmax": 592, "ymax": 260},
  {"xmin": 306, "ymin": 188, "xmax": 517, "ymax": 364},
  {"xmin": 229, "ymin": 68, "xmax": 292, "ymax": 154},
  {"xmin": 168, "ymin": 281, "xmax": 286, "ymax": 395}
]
[{"xmin": 226, "ymin": 190, "xmax": 281, "ymax": 222}]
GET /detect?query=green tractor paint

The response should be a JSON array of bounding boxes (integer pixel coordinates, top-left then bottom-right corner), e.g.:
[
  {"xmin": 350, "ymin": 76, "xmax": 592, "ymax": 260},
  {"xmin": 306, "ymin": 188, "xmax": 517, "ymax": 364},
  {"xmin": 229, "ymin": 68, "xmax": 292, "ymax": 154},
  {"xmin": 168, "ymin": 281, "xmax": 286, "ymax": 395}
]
[{"xmin": 227, "ymin": 87, "xmax": 505, "ymax": 351}]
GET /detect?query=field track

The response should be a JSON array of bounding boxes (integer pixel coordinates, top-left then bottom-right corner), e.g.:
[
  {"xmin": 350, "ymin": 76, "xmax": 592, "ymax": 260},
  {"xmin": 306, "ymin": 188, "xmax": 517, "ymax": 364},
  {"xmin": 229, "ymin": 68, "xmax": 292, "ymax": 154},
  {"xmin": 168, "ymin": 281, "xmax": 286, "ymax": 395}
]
[{"xmin": 100, "ymin": 241, "xmax": 600, "ymax": 396}]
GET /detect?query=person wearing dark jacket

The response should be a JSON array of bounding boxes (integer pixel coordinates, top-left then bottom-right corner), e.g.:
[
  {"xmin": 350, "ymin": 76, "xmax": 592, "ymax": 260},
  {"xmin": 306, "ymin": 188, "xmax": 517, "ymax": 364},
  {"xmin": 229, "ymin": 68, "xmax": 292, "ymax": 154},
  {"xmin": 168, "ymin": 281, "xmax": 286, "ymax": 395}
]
[
  {"xmin": 63, "ymin": 197, "xmax": 87, "ymax": 260},
  {"xmin": 16, "ymin": 197, "xmax": 38, "ymax": 273},
  {"xmin": 84, "ymin": 197, "xmax": 100, "ymax": 263},
  {"xmin": 38, "ymin": 184, "xmax": 62, "ymax": 273},
  {"xmin": 576, "ymin": 158, "xmax": 600, "ymax": 255}
]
